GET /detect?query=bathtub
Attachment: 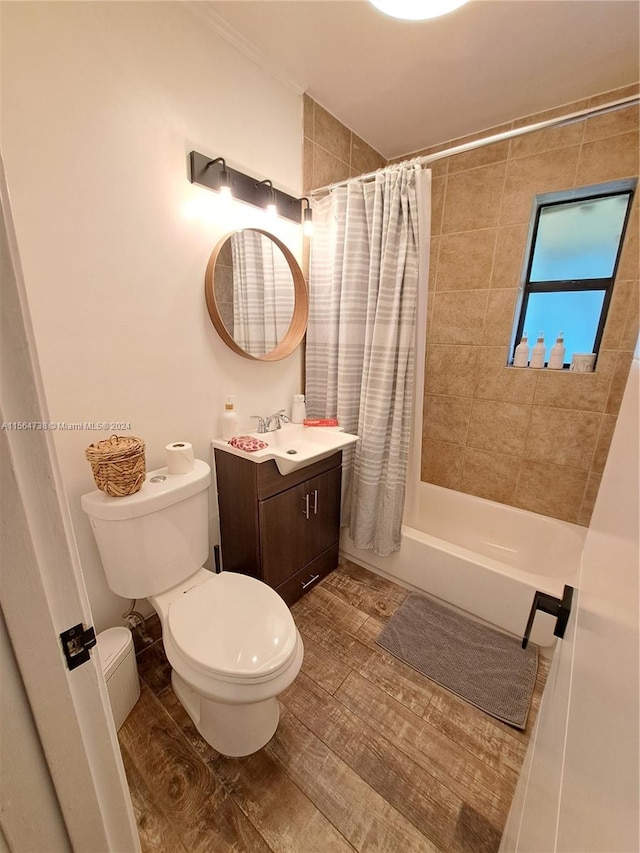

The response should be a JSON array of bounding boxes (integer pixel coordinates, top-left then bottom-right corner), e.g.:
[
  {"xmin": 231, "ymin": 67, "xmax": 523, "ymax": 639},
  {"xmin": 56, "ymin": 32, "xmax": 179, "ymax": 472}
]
[{"xmin": 340, "ymin": 482, "xmax": 586, "ymax": 649}]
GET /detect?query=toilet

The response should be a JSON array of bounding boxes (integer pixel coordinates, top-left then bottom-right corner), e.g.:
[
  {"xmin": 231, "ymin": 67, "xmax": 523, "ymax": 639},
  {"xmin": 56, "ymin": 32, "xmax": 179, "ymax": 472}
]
[{"xmin": 81, "ymin": 459, "xmax": 303, "ymax": 756}]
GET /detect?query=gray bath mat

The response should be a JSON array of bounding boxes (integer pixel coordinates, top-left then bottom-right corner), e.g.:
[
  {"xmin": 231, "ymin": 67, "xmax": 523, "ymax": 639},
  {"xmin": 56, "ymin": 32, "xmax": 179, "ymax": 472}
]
[{"xmin": 377, "ymin": 593, "xmax": 538, "ymax": 729}]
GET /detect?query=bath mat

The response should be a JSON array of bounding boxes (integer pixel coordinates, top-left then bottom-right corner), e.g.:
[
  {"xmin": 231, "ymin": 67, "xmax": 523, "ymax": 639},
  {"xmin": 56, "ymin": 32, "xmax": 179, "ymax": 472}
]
[{"xmin": 376, "ymin": 593, "xmax": 538, "ymax": 729}]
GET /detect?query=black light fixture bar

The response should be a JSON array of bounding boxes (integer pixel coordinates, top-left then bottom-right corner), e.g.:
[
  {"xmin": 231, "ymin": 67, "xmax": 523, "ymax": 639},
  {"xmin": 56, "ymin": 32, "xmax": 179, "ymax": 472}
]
[{"xmin": 189, "ymin": 150, "xmax": 303, "ymax": 224}]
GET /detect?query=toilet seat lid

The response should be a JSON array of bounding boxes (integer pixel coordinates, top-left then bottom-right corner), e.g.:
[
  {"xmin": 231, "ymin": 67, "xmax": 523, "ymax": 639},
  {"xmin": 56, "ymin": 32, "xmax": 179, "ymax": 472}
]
[{"xmin": 167, "ymin": 572, "xmax": 298, "ymax": 680}]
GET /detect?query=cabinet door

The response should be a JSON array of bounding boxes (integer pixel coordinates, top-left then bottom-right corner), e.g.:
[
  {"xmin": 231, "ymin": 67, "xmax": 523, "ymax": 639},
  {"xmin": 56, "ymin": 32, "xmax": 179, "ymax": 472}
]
[{"xmin": 259, "ymin": 466, "xmax": 341, "ymax": 588}]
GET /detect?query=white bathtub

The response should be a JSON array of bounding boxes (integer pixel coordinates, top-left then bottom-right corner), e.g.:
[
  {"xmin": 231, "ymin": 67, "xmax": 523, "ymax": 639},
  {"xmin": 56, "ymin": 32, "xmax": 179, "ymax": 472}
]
[{"xmin": 341, "ymin": 482, "xmax": 586, "ymax": 648}]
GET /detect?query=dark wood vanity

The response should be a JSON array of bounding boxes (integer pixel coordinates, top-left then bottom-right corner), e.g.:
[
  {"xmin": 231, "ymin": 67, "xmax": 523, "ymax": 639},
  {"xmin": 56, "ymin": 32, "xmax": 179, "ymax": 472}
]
[{"xmin": 214, "ymin": 449, "xmax": 342, "ymax": 605}]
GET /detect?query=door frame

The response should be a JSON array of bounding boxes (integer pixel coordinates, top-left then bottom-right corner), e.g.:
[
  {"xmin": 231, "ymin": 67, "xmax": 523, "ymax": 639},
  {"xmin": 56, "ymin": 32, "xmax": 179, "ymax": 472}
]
[{"xmin": 1, "ymin": 156, "xmax": 140, "ymax": 852}]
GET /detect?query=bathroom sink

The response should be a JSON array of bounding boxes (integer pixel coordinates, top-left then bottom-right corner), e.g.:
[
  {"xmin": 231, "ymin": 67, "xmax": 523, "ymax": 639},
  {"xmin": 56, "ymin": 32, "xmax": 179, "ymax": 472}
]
[{"xmin": 211, "ymin": 423, "xmax": 359, "ymax": 475}]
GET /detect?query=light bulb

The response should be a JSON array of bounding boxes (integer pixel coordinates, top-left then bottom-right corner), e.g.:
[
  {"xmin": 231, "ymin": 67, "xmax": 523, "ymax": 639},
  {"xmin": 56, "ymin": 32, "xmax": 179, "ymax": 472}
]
[{"xmin": 368, "ymin": 0, "xmax": 469, "ymax": 20}]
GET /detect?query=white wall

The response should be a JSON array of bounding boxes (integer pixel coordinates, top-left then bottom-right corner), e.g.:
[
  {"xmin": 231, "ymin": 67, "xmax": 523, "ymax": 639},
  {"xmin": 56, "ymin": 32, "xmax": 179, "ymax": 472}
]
[{"xmin": 1, "ymin": 1, "xmax": 304, "ymax": 631}]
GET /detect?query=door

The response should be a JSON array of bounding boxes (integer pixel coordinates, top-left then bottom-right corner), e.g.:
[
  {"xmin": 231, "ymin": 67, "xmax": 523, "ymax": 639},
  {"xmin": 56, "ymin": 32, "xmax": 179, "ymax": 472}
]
[
  {"xmin": 1, "ymin": 158, "xmax": 140, "ymax": 852},
  {"xmin": 500, "ymin": 351, "xmax": 639, "ymax": 852}
]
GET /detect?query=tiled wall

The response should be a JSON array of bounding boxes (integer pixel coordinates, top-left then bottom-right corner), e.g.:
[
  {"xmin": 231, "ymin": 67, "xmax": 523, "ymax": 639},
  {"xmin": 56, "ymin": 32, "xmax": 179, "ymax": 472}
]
[
  {"xmin": 303, "ymin": 87, "xmax": 639, "ymax": 526},
  {"xmin": 303, "ymin": 94, "xmax": 385, "ymax": 194},
  {"xmin": 416, "ymin": 85, "xmax": 639, "ymax": 525}
]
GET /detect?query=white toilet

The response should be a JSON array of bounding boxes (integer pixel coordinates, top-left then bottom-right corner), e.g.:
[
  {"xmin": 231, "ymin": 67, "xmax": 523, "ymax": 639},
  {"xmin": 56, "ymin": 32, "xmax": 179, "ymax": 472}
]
[{"xmin": 81, "ymin": 459, "xmax": 303, "ymax": 757}]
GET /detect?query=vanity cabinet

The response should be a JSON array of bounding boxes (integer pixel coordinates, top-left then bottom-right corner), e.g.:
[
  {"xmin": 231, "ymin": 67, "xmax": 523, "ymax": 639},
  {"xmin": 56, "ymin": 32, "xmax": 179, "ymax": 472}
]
[{"xmin": 213, "ymin": 449, "xmax": 342, "ymax": 605}]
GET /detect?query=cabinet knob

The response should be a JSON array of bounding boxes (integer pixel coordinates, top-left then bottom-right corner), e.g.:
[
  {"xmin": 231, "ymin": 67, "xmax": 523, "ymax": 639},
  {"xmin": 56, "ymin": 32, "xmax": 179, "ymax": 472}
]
[
  {"xmin": 302, "ymin": 493, "xmax": 310, "ymax": 519},
  {"xmin": 301, "ymin": 574, "xmax": 320, "ymax": 590}
]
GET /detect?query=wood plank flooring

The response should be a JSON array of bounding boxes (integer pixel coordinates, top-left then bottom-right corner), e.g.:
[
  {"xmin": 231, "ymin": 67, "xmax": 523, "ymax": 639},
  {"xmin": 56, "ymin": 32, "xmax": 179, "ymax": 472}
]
[{"xmin": 120, "ymin": 559, "xmax": 549, "ymax": 853}]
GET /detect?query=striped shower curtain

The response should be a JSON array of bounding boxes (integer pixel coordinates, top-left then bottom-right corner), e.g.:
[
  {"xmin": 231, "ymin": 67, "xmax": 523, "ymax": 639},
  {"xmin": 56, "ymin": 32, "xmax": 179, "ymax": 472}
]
[
  {"xmin": 306, "ymin": 164, "xmax": 429, "ymax": 556},
  {"xmin": 231, "ymin": 230, "xmax": 295, "ymax": 356}
]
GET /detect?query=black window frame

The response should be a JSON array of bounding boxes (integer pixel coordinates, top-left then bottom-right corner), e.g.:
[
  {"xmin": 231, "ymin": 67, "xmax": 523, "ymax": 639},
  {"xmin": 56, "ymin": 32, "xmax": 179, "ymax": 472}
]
[{"xmin": 512, "ymin": 179, "xmax": 636, "ymax": 368}]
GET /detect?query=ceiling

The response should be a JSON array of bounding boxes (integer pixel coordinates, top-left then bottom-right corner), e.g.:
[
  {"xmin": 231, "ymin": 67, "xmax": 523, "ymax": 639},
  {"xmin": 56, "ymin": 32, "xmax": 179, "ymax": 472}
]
[{"xmin": 194, "ymin": 0, "xmax": 639, "ymax": 159}]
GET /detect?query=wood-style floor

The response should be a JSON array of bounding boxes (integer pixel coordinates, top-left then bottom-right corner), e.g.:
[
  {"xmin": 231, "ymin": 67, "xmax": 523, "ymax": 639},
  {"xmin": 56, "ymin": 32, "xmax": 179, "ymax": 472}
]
[{"xmin": 119, "ymin": 559, "xmax": 549, "ymax": 853}]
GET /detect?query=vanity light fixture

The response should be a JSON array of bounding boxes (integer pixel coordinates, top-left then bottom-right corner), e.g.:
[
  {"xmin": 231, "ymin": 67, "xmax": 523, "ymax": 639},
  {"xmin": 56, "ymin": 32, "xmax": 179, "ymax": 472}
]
[
  {"xmin": 189, "ymin": 150, "xmax": 305, "ymax": 225},
  {"xmin": 207, "ymin": 157, "xmax": 232, "ymax": 199},
  {"xmin": 368, "ymin": 0, "xmax": 469, "ymax": 20},
  {"xmin": 298, "ymin": 198, "xmax": 313, "ymax": 236},
  {"xmin": 256, "ymin": 179, "xmax": 277, "ymax": 216}
]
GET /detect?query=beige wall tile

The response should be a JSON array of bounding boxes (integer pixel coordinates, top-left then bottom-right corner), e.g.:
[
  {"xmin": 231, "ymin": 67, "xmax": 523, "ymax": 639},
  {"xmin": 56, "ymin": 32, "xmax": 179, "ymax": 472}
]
[
  {"xmin": 589, "ymin": 85, "xmax": 639, "ymax": 107},
  {"xmin": 511, "ymin": 100, "xmax": 590, "ymax": 128},
  {"xmin": 303, "ymin": 143, "xmax": 314, "ymax": 194},
  {"xmin": 533, "ymin": 350, "xmax": 616, "ymax": 412},
  {"xmin": 430, "ymin": 290, "xmax": 489, "ymax": 345},
  {"xmin": 460, "ymin": 448, "xmax": 521, "ymax": 504},
  {"xmin": 475, "ymin": 347, "xmax": 539, "ymax": 403},
  {"xmin": 621, "ymin": 281, "xmax": 639, "ymax": 351},
  {"xmin": 421, "ymin": 439, "xmax": 464, "ymax": 490},
  {"xmin": 499, "ymin": 146, "xmax": 581, "ymax": 226},
  {"xmin": 482, "ymin": 289, "xmax": 518, "ymax": 346},
  {"xmin": 577, "ymin": 472, "xmax": 602, "ymax": 526},
  {"xmin": 514, "ymin": 461, "xmax": 588, "ymax": 523},
  {"xmin": 431, "ymin": 176, "xmax": 446, "ymax": 235},
  {"xmin": 303, "ymin": 94, "xmax": 314, "ymax": 140},
  {"xmin": 447, "ymin": 140, "xmax": 510, "ymax": 174},
  {"xmin": 576, "ymin": 131, "xmax": 640, "ymax": 185},
  {"xmin": 605, "ymin": 350, "xmax": 635, "ymax": 414},
  {"xmin": 425, "ymin": 345, "xmax": 478, "ymax": 397},
  {"xmin": 509, "ymin": 122, "xmax": 585, "ymax": 160},
  {"xmin": 467, "ymin": 399, "xmax": 531, "ymax": 455},
  {"xmin": 312, "ymin": 144, "xmax": 350, "ymax": 189},
  {"xmin": 591, "ymin": 414, "xmax": 618, "ymax": 474},
  {"xmin": 617, "ymin": 201, "xmax": 638, "ymax": 281},
  {"xmin": 524, "ymin": 407, "xmax": 601, "ymax": 469},
  {"xmin": 426, "ymin": 290, "xmax": 434, "ymax": 337},
  {"xmin": 600, "ymin": 280, "xmax": 634, "ymax": 350},
  {"xmin": 583, "ymin": 104, "xmax": 639, "ymax": 142},
  {"xmin": 436, "ymin": 230, "xmax": 496, "ymax": 291},
  {"xmin": 351, "ymin": 134, "xmax": 385, "ymax": 176},
  {"xmin": 314, "ymin": 103, "xmax": 351, "ymax": 164},
  {"xmin": 423, "ymin": 394, "xmax": 472, "ymax": 445},
  {"xmin": 425, "ymin": 156, "xmax": 448, "ymax": 180},
  {"xmin": 491, "ymin": 225, "xmax": 528, "ymax": 289},
  {"xmin": 428, "ymin": 236, "xmax": 440, "ymax": 295},
  {"xmin": 441, "ymin": 162, "xmax": 507, "ymax": 233}
]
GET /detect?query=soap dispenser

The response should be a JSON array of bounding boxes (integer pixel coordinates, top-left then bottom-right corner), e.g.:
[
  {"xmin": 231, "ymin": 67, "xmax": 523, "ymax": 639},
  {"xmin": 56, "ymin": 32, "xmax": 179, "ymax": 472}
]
[
  {"xmin": 513, "ymin": 332, "xmax": 530, "ymax": 368},
  {"xmin": 291, "ymin": 394, "xmax": 306, "ymax": 424},
  {"xmin": 548, "ymin": 333, "xmax": 566, "ymax": 370},
  {"xmin": 530, "ymin": 332, "xmax": 546, "ymax": 369},
  {"xmin": 220, "ymin": 395, "xmax": 239, "ymax": 440}
]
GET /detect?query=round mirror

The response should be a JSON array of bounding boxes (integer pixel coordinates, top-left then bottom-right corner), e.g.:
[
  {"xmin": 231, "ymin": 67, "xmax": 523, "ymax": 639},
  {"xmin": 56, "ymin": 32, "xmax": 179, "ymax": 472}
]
[{"xmin": 204, "ymin": 229, "xmax": 308, "ymax": 361}]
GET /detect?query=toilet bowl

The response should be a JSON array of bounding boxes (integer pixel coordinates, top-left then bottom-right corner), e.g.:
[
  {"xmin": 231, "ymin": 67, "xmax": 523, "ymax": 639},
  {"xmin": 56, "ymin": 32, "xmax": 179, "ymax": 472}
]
[
  {"xmin": 151, "ymin": 568, "xmax": 303, "ymax": 756},
  {"xmin": 81, "ymin": 459, "xmax": 304, "ymax": 757}
]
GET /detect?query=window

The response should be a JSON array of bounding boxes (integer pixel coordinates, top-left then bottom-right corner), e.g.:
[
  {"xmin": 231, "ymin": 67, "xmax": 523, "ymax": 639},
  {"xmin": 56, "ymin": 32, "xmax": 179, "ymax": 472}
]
[{"xmin": 512, "ymin": 180, "xmax": 636, "ymax": 367}]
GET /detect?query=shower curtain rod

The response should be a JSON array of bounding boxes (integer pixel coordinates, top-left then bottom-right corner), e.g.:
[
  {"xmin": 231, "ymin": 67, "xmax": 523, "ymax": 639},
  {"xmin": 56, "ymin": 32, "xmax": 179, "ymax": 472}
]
[{"xmin": 308, "ymin": 94, "xmax": 639, "ymax": 196}]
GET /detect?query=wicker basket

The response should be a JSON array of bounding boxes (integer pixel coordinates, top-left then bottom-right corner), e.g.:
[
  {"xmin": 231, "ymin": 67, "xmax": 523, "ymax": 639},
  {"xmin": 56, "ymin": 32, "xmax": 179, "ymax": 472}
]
[{"xmin": 85, "ymin": 435, "xmax": 146, "ymax": 497}]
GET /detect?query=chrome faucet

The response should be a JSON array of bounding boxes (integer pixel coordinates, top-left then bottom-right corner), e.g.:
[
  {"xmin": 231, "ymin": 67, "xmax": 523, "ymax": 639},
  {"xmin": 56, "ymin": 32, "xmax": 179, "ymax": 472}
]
[
  {"xmin": 265, "ymin": 410, "xmax": 290, "ymax": 432},
  {"xmin": 250, "ymin": 415, "xmax": 267, "ymax": 434}
]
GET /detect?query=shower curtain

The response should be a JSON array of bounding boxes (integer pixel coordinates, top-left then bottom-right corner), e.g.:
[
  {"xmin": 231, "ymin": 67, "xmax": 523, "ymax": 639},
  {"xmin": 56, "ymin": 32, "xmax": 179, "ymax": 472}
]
[
  {"xmin": 306, "ymin": 164, "xmax": 429, "ymax": 556},
  {"xmin": 231, "ymin": 230, "xmax": 295, "ymax": 356}
]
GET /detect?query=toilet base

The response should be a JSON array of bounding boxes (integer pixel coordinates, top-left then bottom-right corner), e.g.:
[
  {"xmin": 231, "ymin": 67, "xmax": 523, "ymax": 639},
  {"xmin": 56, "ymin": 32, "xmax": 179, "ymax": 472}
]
[{"xmin": 171, "ymin": 671, "xmax": 280, "ymax": 757}]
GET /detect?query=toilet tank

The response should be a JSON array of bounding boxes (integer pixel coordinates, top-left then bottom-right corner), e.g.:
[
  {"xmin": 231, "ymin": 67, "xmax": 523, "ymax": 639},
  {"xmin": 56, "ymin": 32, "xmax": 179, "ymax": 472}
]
[{"xmin": 81, "ymin": 459, "xmax": 211, "ymax": 599}]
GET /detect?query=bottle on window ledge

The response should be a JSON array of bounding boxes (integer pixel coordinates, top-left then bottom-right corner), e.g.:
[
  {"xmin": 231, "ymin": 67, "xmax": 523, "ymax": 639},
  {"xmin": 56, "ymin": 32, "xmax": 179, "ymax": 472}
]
[
  {"xmin": 530, "ymin": 332, "xmax": 546, "ymax": 369},
  {"xmin": 548, "ymin": 333, "xmax": 566, "ymax": 370},
  {"xmin": 513, "ymin": 332, "xmax": 530, "ymax": 368}
]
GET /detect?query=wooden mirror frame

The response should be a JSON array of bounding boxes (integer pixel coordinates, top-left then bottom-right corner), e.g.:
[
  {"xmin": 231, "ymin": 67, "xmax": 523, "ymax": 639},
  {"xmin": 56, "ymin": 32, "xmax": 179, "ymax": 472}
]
[{"xmin": 204, "ymin": 229, "xmax": 308, "ymax": 362}]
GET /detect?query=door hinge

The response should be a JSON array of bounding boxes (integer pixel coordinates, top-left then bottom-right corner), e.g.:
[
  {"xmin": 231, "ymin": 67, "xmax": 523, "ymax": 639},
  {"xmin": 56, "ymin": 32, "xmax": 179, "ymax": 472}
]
[{"xmin": 60, "ymin": 623, "xmax": 97, "ymax": 670}]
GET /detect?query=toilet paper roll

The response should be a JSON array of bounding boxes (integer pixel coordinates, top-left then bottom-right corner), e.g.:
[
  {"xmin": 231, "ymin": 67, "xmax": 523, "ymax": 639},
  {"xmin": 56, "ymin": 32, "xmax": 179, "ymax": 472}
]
[{"xmin": 166, "ymin": 441, "xmax": 194, "ymax": 474}]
